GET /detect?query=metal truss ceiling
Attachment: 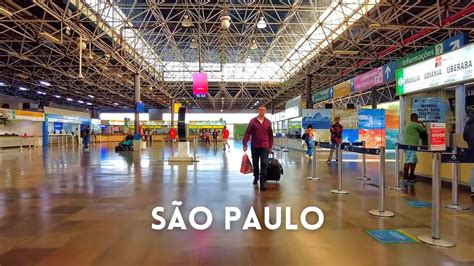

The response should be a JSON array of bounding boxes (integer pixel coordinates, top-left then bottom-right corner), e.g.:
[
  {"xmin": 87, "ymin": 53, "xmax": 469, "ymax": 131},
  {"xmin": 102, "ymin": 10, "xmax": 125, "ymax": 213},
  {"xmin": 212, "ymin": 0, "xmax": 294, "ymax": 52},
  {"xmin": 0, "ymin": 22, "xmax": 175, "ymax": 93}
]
[{"xmin": 0, "ymin": 0, "xmax": 473, "ymax": 111}]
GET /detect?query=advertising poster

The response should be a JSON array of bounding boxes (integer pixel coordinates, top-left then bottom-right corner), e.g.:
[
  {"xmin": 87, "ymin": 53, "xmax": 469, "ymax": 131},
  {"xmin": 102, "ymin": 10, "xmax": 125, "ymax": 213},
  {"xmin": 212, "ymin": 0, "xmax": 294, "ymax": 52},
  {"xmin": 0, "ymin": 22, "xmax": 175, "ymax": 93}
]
[
  {"xmin": 311, "ymin": 87, "xmax": 333, "ymax": 105},
  {"xmin": 314, "ymin": 130, "xmax": 330, "ymax": 142},
  {"xmin": 353, "ymin": 67, "xmax": 383, "ymax": 92},
  {"xmin": 342, "ymin": 129, "xmax": 359, "ymax": 143},
  {"xmin": 379, "ymin": 103, "xmax": 400, "ymax": 129},
  {"xmin": 386, "ymin": 129, "xmax": 399, "ymax": 149},
  {"xmin": 333, "ymin": 81, "xmax": 351, "ymax": 98},
  {"xmin": 333, "ymin": 109, "xmax": 358, "ymax": 129},
  {"xmin": 302, "ymin": 109, "xmax": 331, "ymax": 129},
  {"xmin": 359, "ymin": 129, "xmax": 386, "ymax": 148},
  {"xmin": 358, "ymin": 109, "xmax": 386, "ymax": 130},
  {"xmin": 412, "ymin": 97, "xmax": 446, "ymax": 123}
]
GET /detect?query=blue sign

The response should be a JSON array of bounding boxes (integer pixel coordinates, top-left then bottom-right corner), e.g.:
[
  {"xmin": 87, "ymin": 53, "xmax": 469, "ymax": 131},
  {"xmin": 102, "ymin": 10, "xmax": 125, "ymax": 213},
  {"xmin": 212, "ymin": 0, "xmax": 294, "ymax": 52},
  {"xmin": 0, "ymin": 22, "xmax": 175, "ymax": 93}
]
[
  {"xmin": 383, "ymin": 61, "xmax": 396, "ymax": 82},
  {"xmin": 406, "ymin": 200, "xmax": 432, "ymax": 208},
  {"xmin": 342, "ymin": 129, "xmax": 358, "ymax": 143},
  {"xmin": 358, "ymin": 109, "xmax": 386, "ymax": 130},
  {"xmin": 365, "ymin": 229, "xmax": 418, "ymax": 244},
  {"xmin": 302, "ymin": 109, "xmax": 331, "ymax": 129},
  {"xmin": 412, "ymin": 97, "xmax": 446, "ymax": 123},
  {"xmin": 442, "ymin": 33, "xmax": 468, "ymax": 53},
  {"xmin": 53, "ymin": 122, "xmax": 63, "ymax": 132},
  {"xmin": 135, "ymin": 102, "xmax": 145, "ymax": 113}
]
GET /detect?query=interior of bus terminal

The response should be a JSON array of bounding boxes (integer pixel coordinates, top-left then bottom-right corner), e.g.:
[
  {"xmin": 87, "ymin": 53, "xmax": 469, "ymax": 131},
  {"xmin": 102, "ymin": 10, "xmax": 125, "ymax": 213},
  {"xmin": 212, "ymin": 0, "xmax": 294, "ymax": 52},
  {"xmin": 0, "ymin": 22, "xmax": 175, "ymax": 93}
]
[{"xmin": 1, "ymin": 0, "xmax": 474, "ymax": 265}]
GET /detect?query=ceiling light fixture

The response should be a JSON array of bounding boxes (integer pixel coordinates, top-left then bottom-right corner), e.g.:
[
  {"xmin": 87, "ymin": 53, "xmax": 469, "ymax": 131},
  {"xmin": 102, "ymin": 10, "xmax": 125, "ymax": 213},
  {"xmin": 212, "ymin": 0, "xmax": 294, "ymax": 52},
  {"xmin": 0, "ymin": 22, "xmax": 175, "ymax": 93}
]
[
  {"xmin": 54, "ymin": 95, "xmax": 61, "ymax": 98},
  {"xmin": 333, "ymin": 50, "xmax": 359, "ymax": 55},
  {"xmin": 66, "ymin": 98, "xmax": 73, "ymax": 101},
  {"xmin": 37, "ymin": 91, "xmax": 46, "ymax": 95},
  {"xmin": 190, "ymin": 38, "xmax": 198, "ymax": 49},
  {"xmin": 220, "ymin": 11, "xmax": 231, "ymax": 30},
  {"xmin": 77, "ymin": 100, "xmax": 84, "ymax": 104},
  {"xmin": 114, "ymin": 103, "xmax": 119, "ymax": 106},
  {"xmin": 88, "ymin": 94, "xmax": 94, "ymax": 98},
  {"xmin": 0, "ymin": 7, "xmax": 13, "ymax": 17},
  {"xmin": 0, "ymin": 82, "xmax": 6, "ymax": 86},
  {"xmin": 86, "ymin": 102, "xmax": 92, "ymax": 106},
  {"xmin": 245, "ymin": 57, "xmax": 252, "ymax": 63},
  {"xmin": 182, "ymin": 15, "xmax": 193, "ymax": 27},
  {"xmin": 250, "ymin": 39, "xmax": 258, "ymax": 50},
  {"xmin": 19, "ymin": 86, "xmax": 28, "ymax": 91},
  {"xmin": 257, "ymin": 17, "xmax": 267, "ymax": 29},
  {"xmin": 39, "ymin": 81, "xmax": 51, "ymax": 86}
]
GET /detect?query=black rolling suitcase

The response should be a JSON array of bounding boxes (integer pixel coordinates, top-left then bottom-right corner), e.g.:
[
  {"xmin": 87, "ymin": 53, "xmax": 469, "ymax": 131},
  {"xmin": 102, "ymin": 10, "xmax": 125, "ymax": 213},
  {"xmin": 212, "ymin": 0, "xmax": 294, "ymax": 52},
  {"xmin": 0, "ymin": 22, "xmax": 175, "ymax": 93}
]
[{"xmin": 266, "ymin": 153, "xmax": 283, "ymax": 182}]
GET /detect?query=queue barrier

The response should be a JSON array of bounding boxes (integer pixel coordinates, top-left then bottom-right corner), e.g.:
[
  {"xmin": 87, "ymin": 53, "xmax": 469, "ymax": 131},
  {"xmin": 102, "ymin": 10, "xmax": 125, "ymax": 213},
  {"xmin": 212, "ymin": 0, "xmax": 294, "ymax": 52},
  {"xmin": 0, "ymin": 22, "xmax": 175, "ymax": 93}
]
[
  {"xmin": 342, "ymin": 144, "xmax": 394, "ymax": 217},
  {"xmin": 395, "ymin": 143, "xmax": 455, "ymax": 247},
  {"xmin": 441, "ymin": 146, "xmax": 471, "ymax": 211}
]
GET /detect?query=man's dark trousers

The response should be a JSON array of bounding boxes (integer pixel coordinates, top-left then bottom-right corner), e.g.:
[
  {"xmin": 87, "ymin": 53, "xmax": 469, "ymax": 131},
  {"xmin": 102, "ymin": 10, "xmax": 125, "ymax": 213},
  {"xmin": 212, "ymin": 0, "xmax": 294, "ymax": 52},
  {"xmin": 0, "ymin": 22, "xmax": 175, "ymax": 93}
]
[{"xmin": 251, "ymin": 147, "xmax": 269, "ymax": 187}]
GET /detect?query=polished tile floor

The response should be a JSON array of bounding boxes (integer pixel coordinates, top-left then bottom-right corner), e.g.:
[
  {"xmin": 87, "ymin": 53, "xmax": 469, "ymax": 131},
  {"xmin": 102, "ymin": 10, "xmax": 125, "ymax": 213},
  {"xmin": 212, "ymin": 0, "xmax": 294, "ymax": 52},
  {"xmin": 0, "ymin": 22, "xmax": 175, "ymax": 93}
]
[{"xmin": 0, "ymin": 141, "xmax": 473, "ymax": 266}]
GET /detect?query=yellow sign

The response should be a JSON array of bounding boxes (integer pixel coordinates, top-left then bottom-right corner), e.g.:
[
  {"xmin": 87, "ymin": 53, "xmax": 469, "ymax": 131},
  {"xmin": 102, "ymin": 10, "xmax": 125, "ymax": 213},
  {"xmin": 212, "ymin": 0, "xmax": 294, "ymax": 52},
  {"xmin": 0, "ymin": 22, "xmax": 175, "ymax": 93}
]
[
  {"xmin": 333, "ymin": 81, "xmax": 351, "ymax": 98},
  {"xmin": 173, "ymin": 103, "xmax": 181, "ymax": 113},
  {"xmin": 15, "ymin": 110, "xmax": 45, "ymax": 121}
]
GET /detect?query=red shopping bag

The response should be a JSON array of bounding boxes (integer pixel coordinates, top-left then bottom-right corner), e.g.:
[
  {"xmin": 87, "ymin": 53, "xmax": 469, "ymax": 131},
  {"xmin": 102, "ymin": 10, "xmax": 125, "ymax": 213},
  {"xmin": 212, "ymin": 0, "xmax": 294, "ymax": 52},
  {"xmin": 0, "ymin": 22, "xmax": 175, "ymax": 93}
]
[{"xmin": 240, "ymin": 154, "xmax": 254, "ymax": 174}]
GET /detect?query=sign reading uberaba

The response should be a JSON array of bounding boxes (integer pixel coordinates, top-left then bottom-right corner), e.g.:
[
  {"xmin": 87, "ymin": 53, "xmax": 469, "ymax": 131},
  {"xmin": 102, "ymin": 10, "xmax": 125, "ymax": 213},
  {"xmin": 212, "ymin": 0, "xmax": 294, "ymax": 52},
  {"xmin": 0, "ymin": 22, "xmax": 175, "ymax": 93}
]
[{"xmin": 396, "ymin": 44, "xmax": 474, "ymax": 96}]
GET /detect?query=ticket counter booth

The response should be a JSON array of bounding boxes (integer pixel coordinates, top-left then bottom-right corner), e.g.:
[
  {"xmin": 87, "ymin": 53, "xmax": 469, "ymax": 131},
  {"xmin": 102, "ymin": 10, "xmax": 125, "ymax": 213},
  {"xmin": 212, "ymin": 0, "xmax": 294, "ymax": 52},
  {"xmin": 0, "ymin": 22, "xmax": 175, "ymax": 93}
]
[{"xmin": 397, "ymin": 43, "xmax": 474, "ymax": 186}]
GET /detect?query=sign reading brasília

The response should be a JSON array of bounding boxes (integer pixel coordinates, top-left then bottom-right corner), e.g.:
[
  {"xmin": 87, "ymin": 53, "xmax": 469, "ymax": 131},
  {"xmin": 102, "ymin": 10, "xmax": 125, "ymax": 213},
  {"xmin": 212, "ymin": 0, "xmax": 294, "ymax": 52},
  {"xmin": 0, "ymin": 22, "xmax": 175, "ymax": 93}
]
[{"xmin": 396, "ymin": 43, "xmax": 474, "ymax": 95}]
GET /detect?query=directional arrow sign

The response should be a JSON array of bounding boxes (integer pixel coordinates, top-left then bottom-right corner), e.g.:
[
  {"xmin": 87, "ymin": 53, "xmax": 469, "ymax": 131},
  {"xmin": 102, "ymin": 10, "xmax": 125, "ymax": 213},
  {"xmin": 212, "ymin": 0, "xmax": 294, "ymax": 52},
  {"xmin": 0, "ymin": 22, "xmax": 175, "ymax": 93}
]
[
  {"xmin": 383, "ymin": 61, "xmax": 395, "ymax": 82},
  {"xmin": 449, "ymin": 40, "xmax": 460, "ymax": 50}
]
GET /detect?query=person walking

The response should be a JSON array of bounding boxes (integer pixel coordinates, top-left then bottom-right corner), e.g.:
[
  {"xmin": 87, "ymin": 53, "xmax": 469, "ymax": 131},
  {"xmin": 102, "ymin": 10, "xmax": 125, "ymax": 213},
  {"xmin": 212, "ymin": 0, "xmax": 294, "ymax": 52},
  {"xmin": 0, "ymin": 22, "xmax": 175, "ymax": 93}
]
[
  {"xmin": 304, "ymin": 124, "xmax": 315, "ymax": 159},
  {"xmin": 326, "ymin": 116, "xmax": 343, "ymax": 163},
  {"xmin": 463, "ymin": 115, "xmax": 474, "ymax": 196},
  {"xmin": 403, "ymin": 113, "xmax": 426, "ymax": 183},
  {"xmin": 222, "ymin": 125, "xmax": 230, "ymax": 150},
  {"xmin": 81, "ymin": 126, "xmax": 91, "ymax": 151},
  {"xmin": 243, "ymin": 105, "xmax": 273, "ymax": 191},
  {"xmin": 169, "ymin": 127, "xmax": 177, "ymax": 144},
  {"xmin": 204, "ymin": 129, "xmax": 211, "ymax": 146}
]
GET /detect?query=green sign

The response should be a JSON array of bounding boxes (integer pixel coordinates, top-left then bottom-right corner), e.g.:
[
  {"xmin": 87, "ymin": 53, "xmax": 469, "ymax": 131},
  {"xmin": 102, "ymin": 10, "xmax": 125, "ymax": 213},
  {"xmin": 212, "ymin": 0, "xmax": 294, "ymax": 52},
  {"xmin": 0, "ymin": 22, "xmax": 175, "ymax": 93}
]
[
  {"xmin": 311, "ymin": 87, "xmax": 333, "ymax": 104},
  {"xmin": 395, "ymin": 44, "xmax": 442, "ymax": 69}
]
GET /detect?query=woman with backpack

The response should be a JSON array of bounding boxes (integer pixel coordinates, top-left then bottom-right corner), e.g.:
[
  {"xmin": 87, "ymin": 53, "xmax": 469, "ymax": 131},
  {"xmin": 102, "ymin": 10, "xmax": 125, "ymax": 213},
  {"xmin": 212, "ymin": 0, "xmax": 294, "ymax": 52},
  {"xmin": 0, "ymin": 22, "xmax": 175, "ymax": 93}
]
[{"xmin": 303, "ymin": 124, "xmax": 315, "ymax": 159}]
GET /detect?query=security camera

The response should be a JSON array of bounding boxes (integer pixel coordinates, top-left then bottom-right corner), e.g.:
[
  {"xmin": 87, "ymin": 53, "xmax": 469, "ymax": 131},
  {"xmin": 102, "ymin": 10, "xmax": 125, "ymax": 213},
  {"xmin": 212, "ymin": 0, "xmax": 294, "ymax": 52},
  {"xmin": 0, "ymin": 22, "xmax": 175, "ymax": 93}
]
[{"xmin": 64, "ymin": 26, "xmax": 71, "ymax": 36}]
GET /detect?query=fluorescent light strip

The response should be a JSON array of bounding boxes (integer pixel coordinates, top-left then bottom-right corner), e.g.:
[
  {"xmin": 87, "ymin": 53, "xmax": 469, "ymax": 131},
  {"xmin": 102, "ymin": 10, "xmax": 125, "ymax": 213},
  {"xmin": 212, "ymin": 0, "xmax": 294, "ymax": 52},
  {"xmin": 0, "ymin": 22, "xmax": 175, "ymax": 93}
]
[
  {"xmin": 66, "ymin": 98, "xmax": 73, "ymax": 101},
  {"xmin": 39, "ymin": 81, "xmax": 51, "ymax": 86},
  {"xmin": 19, "ymin": 87, "xmax": 28, "ymax": 91}
]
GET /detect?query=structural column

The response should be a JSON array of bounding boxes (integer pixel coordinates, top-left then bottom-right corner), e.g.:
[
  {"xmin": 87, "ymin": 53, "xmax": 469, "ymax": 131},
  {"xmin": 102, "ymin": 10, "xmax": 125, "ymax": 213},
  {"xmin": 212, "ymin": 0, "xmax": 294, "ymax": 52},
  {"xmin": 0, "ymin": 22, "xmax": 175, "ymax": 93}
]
[
  {"xmin": 170, "ymin": 99, "xmax": 175, "ymax": 129},
  {"xmin": 371, "ymin": 88, "xmax": 377, "ymax": 109},
  {"xmin": 399, "ymin": 95, "xmax": 406, "ymax": 143},
  {"xmin": 134, "ymin": 73, "xmax": 141, "ymax": 139},
  {"xmin": 305, "ymin": 74, "xmax": 312, "ymax": 108},
  {"xmin": 455, "ymin": 84, "xmax": 466, "ymax": 134}
]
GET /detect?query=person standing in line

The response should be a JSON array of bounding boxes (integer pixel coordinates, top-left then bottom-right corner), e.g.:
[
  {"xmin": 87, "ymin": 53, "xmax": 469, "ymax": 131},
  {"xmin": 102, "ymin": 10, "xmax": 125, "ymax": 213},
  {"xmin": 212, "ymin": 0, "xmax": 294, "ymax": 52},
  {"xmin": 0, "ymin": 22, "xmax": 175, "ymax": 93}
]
[
  {"xmin": 326, "ymin": 116, "xmax": 343, "ymax": 163},
  {"xmin": 304, "ymin": 124, "xmax": 315, "ymax": 159},
  {"xmin": 222, "ymin": 125, "xmax": 230, "ymax": 151},
  {"xmin": 212, "ymin": 129, "xmax": 219, "ymax": 146},
  {"xmin": 403, "ymin": 113, "xmax": 426, "ymax": 183},
  {"xmin": 463, "ymin": 115, "xmax": 474, "ymax": 196},
  {"xmin": 243, "ymin": 105, "xmax": 273, "ymax": 191}
]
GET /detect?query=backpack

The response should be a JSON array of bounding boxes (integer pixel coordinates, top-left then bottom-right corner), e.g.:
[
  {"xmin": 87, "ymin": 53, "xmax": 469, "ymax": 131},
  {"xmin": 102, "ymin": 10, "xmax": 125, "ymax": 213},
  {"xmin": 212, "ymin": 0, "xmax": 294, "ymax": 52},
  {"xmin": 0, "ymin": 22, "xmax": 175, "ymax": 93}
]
[{"xmin": 301, "ymin": 133, "xmax": 307, "ymax": 140}]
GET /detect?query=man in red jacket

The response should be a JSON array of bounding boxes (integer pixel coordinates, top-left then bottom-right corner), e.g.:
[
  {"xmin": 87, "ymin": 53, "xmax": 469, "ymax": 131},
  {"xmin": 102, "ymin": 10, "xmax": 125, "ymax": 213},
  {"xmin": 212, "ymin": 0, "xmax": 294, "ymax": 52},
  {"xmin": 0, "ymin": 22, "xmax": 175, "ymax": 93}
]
[
  {"xmin": 243, "ymin": 105, "xmax": 273, "ymax": 191},
  {"xmin": 222, "ymin": 125, "xmax": 230, "ymax": 151}
]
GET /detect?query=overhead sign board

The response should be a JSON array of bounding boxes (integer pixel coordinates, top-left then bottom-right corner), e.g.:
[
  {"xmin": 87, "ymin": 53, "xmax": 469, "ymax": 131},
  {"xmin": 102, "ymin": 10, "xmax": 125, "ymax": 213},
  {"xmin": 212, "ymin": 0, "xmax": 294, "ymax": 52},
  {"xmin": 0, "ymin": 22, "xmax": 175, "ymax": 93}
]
[
  {"xmin": 285, "ymin": 95, "xmax": 302, "ymax": 119},
  {"xmin": 353, "ymin": 67, "xmax": 383, "ymax": 92},
  {"xmin": 311, "ymin": 87, "xmax": 333, "ymax": 104},
  {"xmin": 333, "ymin": 81, "xmax": 352, "ymax": 98},
  {"xmin": 396, "ymin": 44, "xmax": 474, "ymax": 95},
  {"xmin": 395, "ymin": 33, "xmax": 467, "ymax": 69},
  {"xmin": 383, "ymin": 61, "xmax": 396, "ymax": 82},
  {"xmin": 14, "ymin": 110, "xmax": 44, "ymax": 121},
  {"xmin": 192, "ymin": 72, "xmax": 208, "ymax": 97}
]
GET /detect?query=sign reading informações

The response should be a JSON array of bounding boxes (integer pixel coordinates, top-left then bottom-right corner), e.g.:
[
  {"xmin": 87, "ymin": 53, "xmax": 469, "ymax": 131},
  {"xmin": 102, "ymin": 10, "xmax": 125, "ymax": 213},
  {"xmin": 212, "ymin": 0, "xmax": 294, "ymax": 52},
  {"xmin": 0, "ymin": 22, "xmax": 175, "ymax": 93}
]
[
  {"xmin": 396, "ymin": 44, "xmax": 474, "ymax": 95},
  {"xmin": 353, "ymin": 67, "xmax": 383, "ymax": 92},
  {"xmin": 395, "ymin": 33, "xmax": 467, "ymax": 69}
]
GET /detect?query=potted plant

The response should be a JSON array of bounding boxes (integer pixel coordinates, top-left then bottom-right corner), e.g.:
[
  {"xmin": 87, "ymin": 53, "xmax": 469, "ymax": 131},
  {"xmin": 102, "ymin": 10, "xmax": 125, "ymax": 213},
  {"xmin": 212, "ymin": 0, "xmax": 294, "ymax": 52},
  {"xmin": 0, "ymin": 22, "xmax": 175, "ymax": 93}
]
[{"xmin": 0, "ymin": 110, "xmax": 13, "ymax": 129}]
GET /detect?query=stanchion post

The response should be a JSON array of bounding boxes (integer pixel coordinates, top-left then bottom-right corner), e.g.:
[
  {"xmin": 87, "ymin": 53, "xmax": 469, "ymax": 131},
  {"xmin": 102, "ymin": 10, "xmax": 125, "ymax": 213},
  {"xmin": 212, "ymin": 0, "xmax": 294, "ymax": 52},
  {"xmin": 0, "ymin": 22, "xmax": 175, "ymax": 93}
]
[
  {"xmin": 444, "ymin": 146, "xmax": 469, "ymax": 210},
  {"xmin": 19, "ymin": 136, "xmax": 23, "ymax": 152},
  {"xmin": 417, "ymin": 152, "xmax": 455, "ymax": 247},
  {"xmin": 306, "ymin": 140, "xmax": 320, "ymax": 180},
  {"xmin": 357, "ymin": 141, "xmax": 369, "ymax": 181},
  {"xmin": 283, "ymin": 137, "xmax": 289, "ymax": 152},
  {"xmin": 390, "ymin": 144, "xmax": 406, "ymax": 191},
  {"xmin": 331, "ymin": 143, "xmax": 349, "ymax": 194},
  {"xmin": 369, "ymin": 147, "xmax": 395, "ymax": 217},
  {"xmin": 193, "ymin": 137, "xmax": 198, "ymax": 162}
]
